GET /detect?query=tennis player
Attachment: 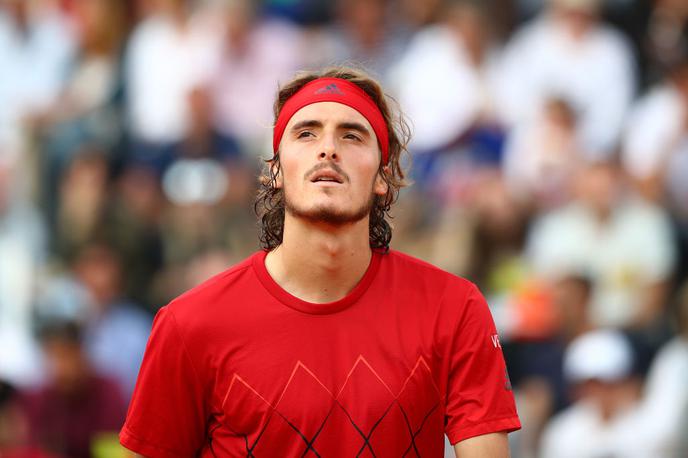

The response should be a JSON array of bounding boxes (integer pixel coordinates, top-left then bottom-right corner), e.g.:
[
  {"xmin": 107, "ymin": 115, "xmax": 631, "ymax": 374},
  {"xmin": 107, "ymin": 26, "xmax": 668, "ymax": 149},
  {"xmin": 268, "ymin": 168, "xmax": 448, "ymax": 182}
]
[{"xmin": 120, "ymin": 66, "xmax": 521, "ymax": 457}]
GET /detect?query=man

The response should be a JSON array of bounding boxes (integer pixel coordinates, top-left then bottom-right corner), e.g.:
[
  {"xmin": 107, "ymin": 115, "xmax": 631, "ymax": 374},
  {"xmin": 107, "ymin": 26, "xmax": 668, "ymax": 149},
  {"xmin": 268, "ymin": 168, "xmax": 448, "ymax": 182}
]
[
  {"xmin": 120, "ymin": 67, "xmax": 520, "ymax": 457},
  {"xmin": 496, "ymin": 0, "xmax": 635, "ymax": 160},
  {"xmin": 526, "ymin": 160, "xmax": 675, "ymax": 330},
  {"xmin": 540, "ymin": 329, "xmax": 642, "ymax": 458},
  {"xmin": 27, "ymin": 320, "xmax": 127, "ymax": 458}
]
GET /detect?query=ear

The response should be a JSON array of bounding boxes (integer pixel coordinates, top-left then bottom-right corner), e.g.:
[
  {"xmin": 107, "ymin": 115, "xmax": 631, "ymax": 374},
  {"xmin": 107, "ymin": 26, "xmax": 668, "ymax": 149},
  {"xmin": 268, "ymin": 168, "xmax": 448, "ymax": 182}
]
[{"xmin": 374, "ymin": 165, "xmax": 390, "ymax": 196}]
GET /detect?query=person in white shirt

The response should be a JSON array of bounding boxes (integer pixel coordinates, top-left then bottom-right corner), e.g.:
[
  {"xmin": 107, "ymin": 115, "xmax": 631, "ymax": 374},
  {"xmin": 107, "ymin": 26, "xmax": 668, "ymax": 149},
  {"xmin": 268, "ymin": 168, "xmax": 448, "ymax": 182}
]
[
  {"xmin": 540, "ymin": 329, "xmax": 644, "ymax": 458},
  {"xmin": 622, "ymin": 59, "xmax": 688, "ymax": 220},
  {"xmin": 632, "ymin": 282, "xmax": 688, "ymax": 457},
  {"xmin": 527, "ymin": 161, "xmax": 676, "ymax": 329},
  {"xmin": 496, "ymin": 0, "xmax": 636, "ymax": 160},
  {"xmin": 0, "ymin": 0, "xmax": 75, "ymax": 156},
  {"xmin": 389, "ymin": 1, "xmax": 502, "ymax": 153},
  {"xmin": 543, "ymin": 283, "xmax": 688, "ymax": 458},
  {"xmin": 125, "ymin": 0, "xmax": 222, "ymax": 153}
]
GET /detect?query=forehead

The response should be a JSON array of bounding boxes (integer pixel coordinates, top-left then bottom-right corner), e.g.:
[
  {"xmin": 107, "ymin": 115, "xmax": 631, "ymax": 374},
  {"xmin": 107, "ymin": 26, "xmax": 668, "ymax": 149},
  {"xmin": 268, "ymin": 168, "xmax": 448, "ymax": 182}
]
[{"xmin": 285, "ymin": 101, "xmax": 374, "ymax": 132}]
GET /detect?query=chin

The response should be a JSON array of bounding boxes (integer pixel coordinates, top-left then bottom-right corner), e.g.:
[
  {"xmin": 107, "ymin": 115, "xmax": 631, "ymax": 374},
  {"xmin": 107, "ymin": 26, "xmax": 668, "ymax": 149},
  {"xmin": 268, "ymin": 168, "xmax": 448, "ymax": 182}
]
[
  {"xmin": 286, "ymin": 201, "xmax": 372, "ymax": 225},
  {"xmin": 290, "ymin": 208, "xmax": 366, "ymax": 225},
  {"xmin": 284, "ymin": 188, "xmax": 377, "ymax": 226}
]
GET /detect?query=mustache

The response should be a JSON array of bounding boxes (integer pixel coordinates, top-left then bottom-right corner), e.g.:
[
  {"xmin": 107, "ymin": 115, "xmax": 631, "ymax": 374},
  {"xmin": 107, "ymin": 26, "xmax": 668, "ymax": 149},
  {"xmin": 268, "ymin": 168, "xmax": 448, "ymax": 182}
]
[{"xmin": 304, "ymin": 162, "xmax": 349, "ymax": 183}]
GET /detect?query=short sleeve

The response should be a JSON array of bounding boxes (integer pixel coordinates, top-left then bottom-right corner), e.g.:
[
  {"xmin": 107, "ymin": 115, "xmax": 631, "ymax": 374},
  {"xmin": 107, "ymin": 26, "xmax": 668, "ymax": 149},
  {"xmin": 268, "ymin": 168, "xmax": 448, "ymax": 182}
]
[
  {"xmin": 444, "ymin": 283, "xmax": 521, "ymax": 445},
  {"xmin": 120, "ymin": 306, "xmax": 208, "ymax": 457}
]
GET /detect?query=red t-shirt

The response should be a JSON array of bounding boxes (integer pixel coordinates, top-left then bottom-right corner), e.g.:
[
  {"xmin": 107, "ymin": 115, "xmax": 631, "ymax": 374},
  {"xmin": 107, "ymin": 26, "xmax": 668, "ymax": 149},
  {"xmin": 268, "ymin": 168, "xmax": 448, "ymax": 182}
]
[{"xmin": 120, "ymin": 250, "xmax": 520, "ymax": 457}]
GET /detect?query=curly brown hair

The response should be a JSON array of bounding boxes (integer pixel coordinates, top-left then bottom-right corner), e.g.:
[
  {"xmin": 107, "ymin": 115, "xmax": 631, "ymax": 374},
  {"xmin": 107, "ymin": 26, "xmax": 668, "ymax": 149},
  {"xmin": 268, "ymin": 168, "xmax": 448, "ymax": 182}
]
[{"xmin": 255, "ymin": 66, "xmax": 411, "ymax": 251}]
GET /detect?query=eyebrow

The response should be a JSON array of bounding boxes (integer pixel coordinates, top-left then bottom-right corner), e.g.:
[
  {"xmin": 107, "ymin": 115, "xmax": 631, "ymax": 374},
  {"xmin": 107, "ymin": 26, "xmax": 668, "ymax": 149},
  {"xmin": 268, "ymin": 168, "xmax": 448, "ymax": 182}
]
[
  {"xmin": 338, "ymin": 122, "xmax": 371, "ymax": 137},
  {"xmin": 290, "ymin": 120, "xmax": 371, "ymax": 137},
  {"xmin": 290, "ymin": 120, "xmax": 322, "ymax": 132}
]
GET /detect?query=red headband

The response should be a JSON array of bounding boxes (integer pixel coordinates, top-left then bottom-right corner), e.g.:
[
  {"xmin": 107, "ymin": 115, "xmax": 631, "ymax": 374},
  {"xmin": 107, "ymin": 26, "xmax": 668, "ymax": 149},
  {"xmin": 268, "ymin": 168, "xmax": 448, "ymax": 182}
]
[{"xmin": 273, "ymin": 77, "xmax": 389, "ymax": 165}]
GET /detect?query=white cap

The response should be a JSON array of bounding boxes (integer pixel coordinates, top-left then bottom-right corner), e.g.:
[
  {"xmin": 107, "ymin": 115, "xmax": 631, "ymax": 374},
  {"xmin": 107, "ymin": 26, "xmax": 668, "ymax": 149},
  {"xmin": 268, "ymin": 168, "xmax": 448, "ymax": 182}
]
[{"xmin": 564, "ymin": 329, "xmax": 633, "ymax": 383}]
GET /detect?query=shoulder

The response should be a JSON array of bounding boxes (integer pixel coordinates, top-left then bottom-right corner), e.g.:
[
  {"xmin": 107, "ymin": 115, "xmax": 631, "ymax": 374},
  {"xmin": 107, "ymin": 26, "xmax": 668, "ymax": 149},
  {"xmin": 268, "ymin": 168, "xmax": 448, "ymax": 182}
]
[
  {"xmin": 381, "ymin": 252, "xmax": 497, "ymax": 342},
  {"xmin": 165, "ymin": 252, "xmax": 257, "ymax": 321},
  {"xmin": 384, "ymin": 249, "xmax": 461, "ymax": 275},
  {"xmin": 143, "ymin": 254, "xmax": 260, "ymax": 360},
  {"xmin": 382, "ymin": 250, "xmax": 478, "ymax": 299}
]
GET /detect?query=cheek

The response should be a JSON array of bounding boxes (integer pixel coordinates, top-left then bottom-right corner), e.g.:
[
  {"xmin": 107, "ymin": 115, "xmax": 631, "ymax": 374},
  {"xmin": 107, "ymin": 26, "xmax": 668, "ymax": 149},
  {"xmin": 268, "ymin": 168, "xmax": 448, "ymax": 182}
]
[
  {"xmin": 278, "ymin": 158, "xmax": 302, "ymax": 188},
  {"xmin": 355, "ymin": 158, "xmax": 385, "ymax": 193}
]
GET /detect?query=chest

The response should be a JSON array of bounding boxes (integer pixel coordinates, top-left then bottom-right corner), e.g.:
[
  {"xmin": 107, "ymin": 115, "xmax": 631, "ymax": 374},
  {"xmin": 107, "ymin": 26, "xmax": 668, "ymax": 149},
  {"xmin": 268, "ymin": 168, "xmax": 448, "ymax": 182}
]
[{"xmin": 203, "ymin": 303, "xmax": 450, "ymax": 456}]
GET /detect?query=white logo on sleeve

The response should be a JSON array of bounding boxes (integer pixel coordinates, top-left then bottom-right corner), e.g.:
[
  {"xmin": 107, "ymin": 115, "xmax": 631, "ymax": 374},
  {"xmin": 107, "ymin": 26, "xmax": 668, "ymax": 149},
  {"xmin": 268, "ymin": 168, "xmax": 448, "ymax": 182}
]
[{"xmin": 491, "ymin": 334, "xmax": 502, "ymax": 348}]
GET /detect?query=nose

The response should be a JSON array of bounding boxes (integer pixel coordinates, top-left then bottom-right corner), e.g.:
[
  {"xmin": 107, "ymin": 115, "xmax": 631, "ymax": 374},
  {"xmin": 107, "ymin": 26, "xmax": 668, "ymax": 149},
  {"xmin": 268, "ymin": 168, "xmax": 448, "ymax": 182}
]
[{"xmin": 318, "ymin": 133, "xmax": 337, "ymax": 161}]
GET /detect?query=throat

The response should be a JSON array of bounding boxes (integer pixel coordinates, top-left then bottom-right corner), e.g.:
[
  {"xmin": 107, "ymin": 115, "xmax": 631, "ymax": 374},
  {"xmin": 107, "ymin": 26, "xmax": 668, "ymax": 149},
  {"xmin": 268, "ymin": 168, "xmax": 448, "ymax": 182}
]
[{"xmin": 265, "ymin": 237, "xmax": 373, "ymax": 304}]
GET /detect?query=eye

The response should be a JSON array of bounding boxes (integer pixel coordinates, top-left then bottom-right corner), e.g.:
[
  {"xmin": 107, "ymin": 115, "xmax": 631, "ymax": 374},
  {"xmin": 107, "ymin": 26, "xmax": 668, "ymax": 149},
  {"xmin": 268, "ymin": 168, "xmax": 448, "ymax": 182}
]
[
  {"xmin": 344, "ymin": 133, "xmax": 362, "ymax": 142},
  {"xmin": 297, "ymin": 131, "xmax": 314, "ymax": 139}
]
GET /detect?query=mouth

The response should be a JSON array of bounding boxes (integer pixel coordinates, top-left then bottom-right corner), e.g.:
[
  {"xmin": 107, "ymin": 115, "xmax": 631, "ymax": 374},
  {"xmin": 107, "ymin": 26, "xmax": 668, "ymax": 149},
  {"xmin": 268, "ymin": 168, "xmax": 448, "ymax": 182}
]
[{"xmin": 310, "ymin": 170, "xmax": 344, "ymax": 184}]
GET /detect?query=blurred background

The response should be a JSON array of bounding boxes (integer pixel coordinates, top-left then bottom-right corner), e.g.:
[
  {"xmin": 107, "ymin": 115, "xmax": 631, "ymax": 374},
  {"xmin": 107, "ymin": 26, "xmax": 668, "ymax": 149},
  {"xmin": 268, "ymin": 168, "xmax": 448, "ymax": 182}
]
[{"xmin": 0, "ymin": 0, "xmax": 687, "ymax": 456}]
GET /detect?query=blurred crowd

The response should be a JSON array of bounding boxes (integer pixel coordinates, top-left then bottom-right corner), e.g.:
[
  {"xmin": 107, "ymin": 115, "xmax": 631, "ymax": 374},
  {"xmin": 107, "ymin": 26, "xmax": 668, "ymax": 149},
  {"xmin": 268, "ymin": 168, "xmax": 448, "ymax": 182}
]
[{"xmin": 0, "ymin": 0, "xmax": 687, "ymax": 456}]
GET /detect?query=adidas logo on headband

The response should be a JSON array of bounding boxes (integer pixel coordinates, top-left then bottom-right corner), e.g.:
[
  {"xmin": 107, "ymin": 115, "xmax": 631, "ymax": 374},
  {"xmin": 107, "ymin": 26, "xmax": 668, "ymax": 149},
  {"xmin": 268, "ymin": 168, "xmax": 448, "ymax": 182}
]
[{"xmin": 315, "ymin": 83, "xmax": 343, "ymax": 95}]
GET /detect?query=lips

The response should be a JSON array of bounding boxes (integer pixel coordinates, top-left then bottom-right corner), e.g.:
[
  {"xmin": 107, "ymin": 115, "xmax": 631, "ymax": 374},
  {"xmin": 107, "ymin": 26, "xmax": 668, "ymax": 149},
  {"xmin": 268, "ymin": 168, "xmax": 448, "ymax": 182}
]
[{"xmin": 310, "ymin": 169, "xmax": 344, "ymax": 184}]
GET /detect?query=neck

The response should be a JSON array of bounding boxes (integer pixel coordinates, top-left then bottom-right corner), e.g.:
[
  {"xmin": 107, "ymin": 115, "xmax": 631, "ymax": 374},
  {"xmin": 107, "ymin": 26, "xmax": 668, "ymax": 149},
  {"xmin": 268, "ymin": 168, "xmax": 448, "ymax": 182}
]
[{"xmin": 264, "ymin": 213, "xmax": 373, "ymax": 303}]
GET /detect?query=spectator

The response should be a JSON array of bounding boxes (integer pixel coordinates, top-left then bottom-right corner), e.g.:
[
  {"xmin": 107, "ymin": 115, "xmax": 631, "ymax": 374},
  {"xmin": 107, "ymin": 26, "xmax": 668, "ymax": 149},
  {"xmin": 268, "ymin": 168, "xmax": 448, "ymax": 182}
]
[
  {"xmin": 502, "ymin": 97, "xmax": 581, "ymax": 211},
  {"xmin": 53, "ymin": 150, "xmax": 109, "ymax": 261},
  {"xmin": 0, "ymin": 380, "xmax": 27, "ymax": 454},
  {"xmin": 553, "ymin": 275, "xmax": 596, "ymax": 342},
  {"xmin": 323, "ymin": 0, "xmax": 407, "ymax": 81},
  {"xmin": 542, "ymin": 290, "xmax": 688, "ymax": 458},
  {"xmin": 540, "ymin": 329, "xmax": 643, "ymax": 458},
  {"xmin": 101, "ymin": 164, "xmax": 164, "ymax": 309},
  {"xmin": 38, "ymin": 0, "xmax": 130, "ymax": 208},
  {"xmin": 72, "ymin": 242, "xmax": 152, "ymax": 398},
  {"xmin": 0, "ymin": 379, "xmax": 62, "ymax": 457},
  {"xmin": 124, "ymin": 0, "xmax": 223, "ymax": 171},
  {"xmin": 497, "ymin": 0, "xmax": 636, "ymax": 159},
  {"xmin": 209, "ymin": 0, "xmax": 304, "ymax": 154},
  {"xmin": 467, "ymin": 172, "xmax": 530, "ymax": 290},
  {"xmin": 506, "ymin": 274, "xmax": 594, "ymax": 458},
  {"xmin": 23, "ymin": 321, "xmax": 127, "ymax": 458},
  {"xmin": 390, "ymin": 0, "xmax": 502, "ymax": 154},
  {"xmin": 0, "ymin": 0, "xmax": 76, "ymax": 156},
  {"xmin": 643, "ymin": 0, "xmax": 688, "ymax": 84},
  {"xmin": 622, "ymin": 58, "xmax": 688, "ymax": 283},
  {"xmin": 527, "ymin": 161, "xmax": 676, "ymax": 331},
  {"xmin": 178, "ymin": 87, "xmax": 241, "ymax": 163},
  {"xmin": 630, "ymin": 280, "xmax": 688, "ymax": 456},
  {"xmin": 623, "ymin": 57, "xmax": 688, "ymax": 214}
]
